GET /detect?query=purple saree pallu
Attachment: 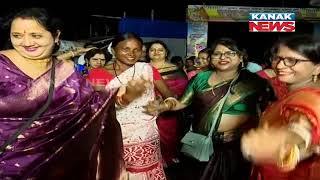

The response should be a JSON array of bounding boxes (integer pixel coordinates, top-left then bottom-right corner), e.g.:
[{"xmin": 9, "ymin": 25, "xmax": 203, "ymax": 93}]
[{"xmin": 0, "ymin": 54, "xmax": 121, "ymax": 180}]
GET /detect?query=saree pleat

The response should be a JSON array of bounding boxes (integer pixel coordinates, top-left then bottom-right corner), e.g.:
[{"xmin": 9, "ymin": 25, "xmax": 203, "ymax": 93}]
[{"xmin": 201, "ymin": 139, "xmax": 251, "ymax": 180}]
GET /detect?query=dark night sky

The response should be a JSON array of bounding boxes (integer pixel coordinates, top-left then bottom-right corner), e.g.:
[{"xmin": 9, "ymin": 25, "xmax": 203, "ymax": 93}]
[
  {"xmin": 0, "ymin": 6, "xmax": 188, "ymax": 41},
  {"xmin": 0, "ymin": 0, "xmax": 317, "ymax": 51},
  {"xmin": 0, "ymin": 0, "xmax": 315, "ymax": 39}
]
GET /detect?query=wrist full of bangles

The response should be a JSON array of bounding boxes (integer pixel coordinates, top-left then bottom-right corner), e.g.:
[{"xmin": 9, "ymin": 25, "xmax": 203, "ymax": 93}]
[
  {"xmin": 277, "ymin": 144, "xmax": 300, "ymax": 172},
  {"xmin": 276, "ymin": 122, "xmax": 312, "ymax": 172},
  {"xmin": 163, "ymin": 97, "xmax": 178, "ymax": 111}
]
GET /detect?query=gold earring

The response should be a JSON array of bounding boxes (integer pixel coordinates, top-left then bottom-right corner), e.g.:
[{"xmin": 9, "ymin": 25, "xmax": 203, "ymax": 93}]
[
  {"xmin": 313, "ymin": 75, "xmax": 318, "ymax": 83},
  {"xmin": 241, "ymin": 62, "xmax": 244, "ymax": 68}
]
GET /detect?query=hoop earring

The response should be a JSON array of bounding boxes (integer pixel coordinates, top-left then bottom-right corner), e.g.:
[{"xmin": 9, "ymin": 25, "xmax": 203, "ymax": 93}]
[{"xmin": 313, "ymin": 75, "xmax": 318, "ymax": 83}]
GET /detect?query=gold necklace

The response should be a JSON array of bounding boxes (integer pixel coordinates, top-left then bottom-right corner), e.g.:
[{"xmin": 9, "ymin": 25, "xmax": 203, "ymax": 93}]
[
  {"xmin": 25, "ymin": 57, "xmax": 52, "ymax": 64},
  {"xmin": 215, "ymin": 71, "xmax": 237, "ymax": 82},
  {"xmin": 211, "ymin": 71, "xmax": 236, "ymax": 96}
]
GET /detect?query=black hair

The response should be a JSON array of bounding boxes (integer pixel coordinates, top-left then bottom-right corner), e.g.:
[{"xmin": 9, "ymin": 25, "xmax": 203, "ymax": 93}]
[
  {"xmin": 198, "ymin": 48, "xmax": 212, "ymax": 56},
  {"xmin": 84, "ymin": 48, "xmax": 112, "ymax": 66},
  {"xmin": 271, "ymin": 34, "xmax": 320, "ymax": 64},
  {"xmin": 111, "ymin": 32, "xmax": 143, "ymax": 49},
  {"xmin": 211, "ymin": 37, "xmax": 248, "ymax": 67},
  {"xmin": 146, "ymin": 40, "xmax": 171, "ymax": 61},
  {"xmin": 11, "ymin": 8, "xmax": 63, "ymax": 53},
  {"xmin": 170, "ymin": 56, "xmax": 183, "ymax": 64}
]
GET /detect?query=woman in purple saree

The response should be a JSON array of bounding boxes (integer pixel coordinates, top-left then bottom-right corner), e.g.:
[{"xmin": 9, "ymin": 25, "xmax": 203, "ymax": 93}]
[{"xmin": 0, "ymin": 8, "xmax": 122, "ymax": 180}]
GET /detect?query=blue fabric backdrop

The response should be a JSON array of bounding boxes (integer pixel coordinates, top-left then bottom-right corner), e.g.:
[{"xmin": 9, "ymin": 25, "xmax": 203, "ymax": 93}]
[{"xmin": 119, "ymin": 18, "xmax": 187, "ymax": 38}]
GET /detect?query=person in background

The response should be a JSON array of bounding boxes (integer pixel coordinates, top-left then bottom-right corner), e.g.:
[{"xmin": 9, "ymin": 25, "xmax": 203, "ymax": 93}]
[
  {"xmin": 242, "ymin": 34, "xmax": 320, "ymax": 180},
  {"xmin": 75, "ymin": 48, "xmax": 112, "ymax": 76},
  {"xmin": 195, "ymin": 48, "xmax": 211, "ymax": 71},
  {"xmin": 0, "ymin": 8, "xmax": 122, "ymax": 180},
  {"xmin": 246, "ymin": 61, "xmax": 263, "ymax": 73},
  {"xmin": 188, "ymin": 48, "xmax": 212, "ymax": 80},
  {"xmin": 184, "ymin": 56, "xmax": 196, "ymax": 72},
  {"xmin": 170, "ymin": 56, "xmax": 184, "ymax": 70},
  {"xmin": 144, "ymin": 37, "xmax": 272, "ymax": 180},
  {"xmin": 138, "ymin": 42, "xmax": 150, "ymax": 62},
  {"xmin": 147, "ymin": 40, "xmax": 188, "ymax": 167},
  {"xmin": 75, "ymin": 42, "xmax": 96, "ymax": 65}
]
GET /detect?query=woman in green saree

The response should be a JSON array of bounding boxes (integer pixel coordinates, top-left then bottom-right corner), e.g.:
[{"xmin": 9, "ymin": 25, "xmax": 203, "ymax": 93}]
[{"xmin": 144, "ymin": 38, "xmax": 273, "ymax": 180}]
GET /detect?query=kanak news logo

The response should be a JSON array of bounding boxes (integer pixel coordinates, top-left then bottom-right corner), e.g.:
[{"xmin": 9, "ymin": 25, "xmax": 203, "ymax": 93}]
[{"xmin": 249, "ymin": 13, "xmax": 295, "ymax": 32}]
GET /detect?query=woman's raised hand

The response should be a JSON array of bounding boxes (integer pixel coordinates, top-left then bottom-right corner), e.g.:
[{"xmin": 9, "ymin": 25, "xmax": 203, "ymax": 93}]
[
  {"xmin": 241, "ymin": 126, "xmax": 290, "ymax": 166},
  {"xmin": 123, "ymin": 77, "xmax": 151, "ymax": 103},
  {"xmin": 74, "ymin": 47, "xmax": 96, "ymax": 56},
  {"xmin": 143, "ymin": 95, "xmax": 176, "ymax": 116},
  {"xmin": 143, "ymin": 99, "xmax": 162, "ymax": 116}
]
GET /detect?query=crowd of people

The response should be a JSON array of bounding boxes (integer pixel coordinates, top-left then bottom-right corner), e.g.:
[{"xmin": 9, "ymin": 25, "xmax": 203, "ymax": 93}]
[{"xmin": 1, "ymin": 7, "xmax": 320, "ymax": 180}]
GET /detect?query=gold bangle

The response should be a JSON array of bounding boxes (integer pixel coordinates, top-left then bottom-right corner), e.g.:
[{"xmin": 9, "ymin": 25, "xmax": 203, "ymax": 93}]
[
  {"xmin": 163, "ymin": 101, "xmax": 172, "ymax": 110},
  {"xmin": 164, "ymin": 98, "xmax": 177, "ymax": 109},
  {"xmin": 278, "ymin": 144, "xmax": 300, "ymax": 172},
  {"xmin": 288, "ymin": 123, "xmax": 311, "ymax": 149},
  {"xmin": 116, "ymin": 96, "xmax": 128, "ymax": 108}
]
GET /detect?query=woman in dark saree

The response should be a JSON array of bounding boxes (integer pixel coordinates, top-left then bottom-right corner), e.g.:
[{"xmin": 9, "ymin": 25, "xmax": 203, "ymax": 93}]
[
  {"xmin": 145, "ymin": 38, "xmax": 273, "ymax": 180},
  {"xmin": 0, "ymin": 8, "xmax": 122, "ymax": 180}
]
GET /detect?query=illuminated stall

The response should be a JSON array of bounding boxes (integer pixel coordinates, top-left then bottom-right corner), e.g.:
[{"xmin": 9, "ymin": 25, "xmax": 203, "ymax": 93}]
[{"xmin": 187, "ymin": 5, "xmax": 320, "ymax": 62}]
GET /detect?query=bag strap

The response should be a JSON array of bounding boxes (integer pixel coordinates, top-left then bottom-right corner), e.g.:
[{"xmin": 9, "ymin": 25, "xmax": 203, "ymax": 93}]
[
  {"xmin": 0, "ymin": 59, "xmax": 56, "ymax": 155},
  {"xmin": 189, "ymin": 73, "xmax": 239, "ymax": 137},
  {"xmin": 207, "ymin": 89, "xmax": 229, "ymax": 137},
  {"xmin": 207, "ymin": 74, "xmax": 239, "ymax": 137}
]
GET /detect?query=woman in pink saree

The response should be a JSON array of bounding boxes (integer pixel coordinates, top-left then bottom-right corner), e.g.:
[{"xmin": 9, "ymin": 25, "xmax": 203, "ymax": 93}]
[
  {"xmin": 242, "ymin": 35, "xmax": 320, "ymax": 180},
  {"xmin": 147, "ymin": 40, "xmax": 188, "ymax": 166},
  {"xmin": 0, "ymin": 8, "xmax": 122, "ymax": 180}
]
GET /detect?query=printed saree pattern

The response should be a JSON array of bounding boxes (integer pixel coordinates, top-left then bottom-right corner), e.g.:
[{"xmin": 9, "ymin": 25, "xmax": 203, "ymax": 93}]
[{"xmin": 104, "ymin": 62, "xmax": 166, "ymax": 180}]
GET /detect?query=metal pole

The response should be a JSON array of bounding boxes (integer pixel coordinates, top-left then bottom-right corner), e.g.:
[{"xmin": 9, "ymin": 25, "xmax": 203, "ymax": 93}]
[
  {"xmin": 89, "ymin": 24, "xmax": 92, "ymax": 38},
  {"xmin": 91, "ymin": 15, "xmax": 122, "ymax": 20},
  {"xmin": 105, "ymin": 25, "xmax": 109, "ymax": 36},
  {"xmin": 151, "ymin": 9, "xmax": 154, "ymax": 20}
]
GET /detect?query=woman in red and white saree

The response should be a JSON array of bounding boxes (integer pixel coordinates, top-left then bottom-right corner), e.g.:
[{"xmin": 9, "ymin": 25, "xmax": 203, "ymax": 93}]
[
  {"xmin": 241, "ymin": 35, "xmax": 320, "ymax": 180},
  {"xmin": 87, "ymin": 33, "xmax": 173, "ymax": 180}
]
